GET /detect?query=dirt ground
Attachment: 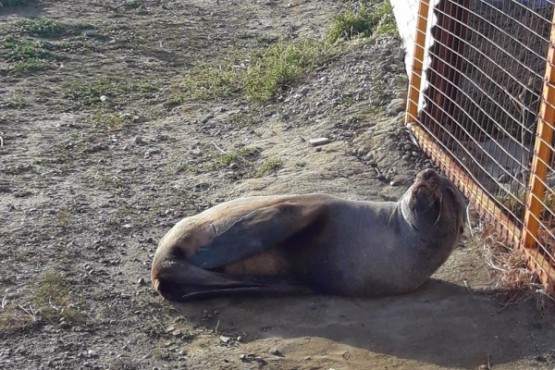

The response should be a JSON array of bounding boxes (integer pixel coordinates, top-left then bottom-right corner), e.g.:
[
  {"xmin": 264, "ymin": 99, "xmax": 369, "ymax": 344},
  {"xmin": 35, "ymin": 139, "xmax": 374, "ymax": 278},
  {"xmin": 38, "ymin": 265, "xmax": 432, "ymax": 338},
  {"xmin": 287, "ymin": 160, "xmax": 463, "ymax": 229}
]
[{"xmin": 1, "ymin": 1, "xmax": 555, "ymax": 369}]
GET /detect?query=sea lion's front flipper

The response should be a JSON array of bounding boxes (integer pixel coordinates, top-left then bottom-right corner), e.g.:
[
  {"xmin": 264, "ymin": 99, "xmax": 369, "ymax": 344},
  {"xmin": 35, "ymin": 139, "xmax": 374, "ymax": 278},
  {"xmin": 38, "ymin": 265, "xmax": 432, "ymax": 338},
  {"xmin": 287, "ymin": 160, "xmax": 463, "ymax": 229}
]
[{"xmin": 188, "ymin": 200, "xmax": 326, "ymax": 269}]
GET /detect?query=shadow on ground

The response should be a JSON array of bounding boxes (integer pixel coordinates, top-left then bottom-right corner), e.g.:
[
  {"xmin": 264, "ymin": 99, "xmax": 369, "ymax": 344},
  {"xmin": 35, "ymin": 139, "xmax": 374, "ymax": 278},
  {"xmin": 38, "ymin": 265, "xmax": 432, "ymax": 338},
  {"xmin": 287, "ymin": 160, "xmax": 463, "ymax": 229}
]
[{"xmin": 171, "ymin": 279, "xmax": 554, "ymax": 369}]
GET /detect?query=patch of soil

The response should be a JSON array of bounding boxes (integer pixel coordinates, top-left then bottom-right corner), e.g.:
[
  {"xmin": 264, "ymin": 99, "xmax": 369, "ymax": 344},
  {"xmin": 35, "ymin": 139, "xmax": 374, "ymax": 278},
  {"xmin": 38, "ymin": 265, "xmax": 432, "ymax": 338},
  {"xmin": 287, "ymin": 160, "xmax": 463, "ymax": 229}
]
[{"xmin": 1, "ymin": 1, "xmax": 554, "ymax": 370}]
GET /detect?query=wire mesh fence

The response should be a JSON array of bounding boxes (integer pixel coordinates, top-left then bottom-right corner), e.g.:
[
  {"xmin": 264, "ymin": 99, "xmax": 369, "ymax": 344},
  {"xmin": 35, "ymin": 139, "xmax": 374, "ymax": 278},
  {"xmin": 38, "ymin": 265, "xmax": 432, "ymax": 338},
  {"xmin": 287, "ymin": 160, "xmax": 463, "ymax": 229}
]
[{"xmin": 404, "ymin": 0, "xmax": 555, "ymax": 294}]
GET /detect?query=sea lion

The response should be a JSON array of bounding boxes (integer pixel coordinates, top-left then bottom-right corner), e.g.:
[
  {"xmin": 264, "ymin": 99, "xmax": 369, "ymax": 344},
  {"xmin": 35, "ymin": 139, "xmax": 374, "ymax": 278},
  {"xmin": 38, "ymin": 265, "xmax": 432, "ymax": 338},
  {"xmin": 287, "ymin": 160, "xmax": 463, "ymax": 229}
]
[{"xmin": 151, "ymin": 169, "xmax": 467, "ymax": 302}]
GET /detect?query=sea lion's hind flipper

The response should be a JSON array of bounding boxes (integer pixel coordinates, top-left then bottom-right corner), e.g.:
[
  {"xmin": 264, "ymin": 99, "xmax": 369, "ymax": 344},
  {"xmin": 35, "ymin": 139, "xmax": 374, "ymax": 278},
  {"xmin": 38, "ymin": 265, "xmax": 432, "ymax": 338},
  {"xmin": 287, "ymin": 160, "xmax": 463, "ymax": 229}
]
[
  {"xmin": 188, "ymin": 201, "xmax": 326, "ymax": 269},
  {"xmin": 155, "ymin": 263, "xmax": 312, "ymax": 302}
]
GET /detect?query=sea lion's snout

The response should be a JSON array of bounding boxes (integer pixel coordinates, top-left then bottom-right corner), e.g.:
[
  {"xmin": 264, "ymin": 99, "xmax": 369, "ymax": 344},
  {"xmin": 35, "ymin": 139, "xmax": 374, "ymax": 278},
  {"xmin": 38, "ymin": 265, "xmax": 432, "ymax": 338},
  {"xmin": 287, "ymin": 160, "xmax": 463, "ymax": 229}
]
[{"xmin": 412, "ymin": 169, "xmax": 441, "ymax": 200}]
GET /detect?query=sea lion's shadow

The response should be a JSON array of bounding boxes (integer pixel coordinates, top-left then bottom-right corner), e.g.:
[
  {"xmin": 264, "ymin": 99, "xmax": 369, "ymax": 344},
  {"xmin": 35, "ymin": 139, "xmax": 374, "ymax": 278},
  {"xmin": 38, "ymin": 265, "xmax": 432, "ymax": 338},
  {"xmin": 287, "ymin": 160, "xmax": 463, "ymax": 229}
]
[{"xmin": 171, "ymin": 279, "xmax": 548, "ymax": 369}]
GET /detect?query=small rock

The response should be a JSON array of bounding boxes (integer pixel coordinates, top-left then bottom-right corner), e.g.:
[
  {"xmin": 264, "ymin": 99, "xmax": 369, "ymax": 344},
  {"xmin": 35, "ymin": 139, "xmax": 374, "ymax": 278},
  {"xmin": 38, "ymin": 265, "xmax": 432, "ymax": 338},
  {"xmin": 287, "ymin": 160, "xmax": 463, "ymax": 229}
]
[
  {"xmin": 201, "ymin": 113, "xmax": 214, "ymax": 124},
  {"xmin": 220, "ymin": 335, "xmax": 231, "ymax": 344},
  {"xmin": 308, "ymin": 137, "xmax": 330, "ymax": 147},
  {"xmin": 83, "ymin": 29, "xmax": 101, "ymax": 38},
  {"xmin": 137, "ymin": 277, "xmax": 146, "ymax": 285},
  {"xmin": 133, "ymin": 136, "xmax": 145, "ymax": 145},
  {"xmin": 229, "ymin": 162, "xmax": 239, "ymax": 170},
  {"xmin": 386, "ymin": 98, "xmax": 406, "ymax": 116},
  {"xmin": 270, "ymin": 348, "xmax": 283, "ymax": 357},
  {"xmin": 145, "ymin": 148, "xmax": 161, "ymax": 158},
  {"xmin": 99, "ymin": 95, "xmax": 108, "ymax": 102}
]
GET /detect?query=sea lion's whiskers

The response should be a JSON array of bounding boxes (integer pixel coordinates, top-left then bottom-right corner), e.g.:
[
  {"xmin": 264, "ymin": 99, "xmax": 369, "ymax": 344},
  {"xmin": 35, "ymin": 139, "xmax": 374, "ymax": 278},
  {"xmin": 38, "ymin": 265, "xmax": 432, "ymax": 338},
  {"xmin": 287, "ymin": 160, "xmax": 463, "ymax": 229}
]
[{"xmin": 433, "ymin": 193, "xmax": 443, "ymax": 226}]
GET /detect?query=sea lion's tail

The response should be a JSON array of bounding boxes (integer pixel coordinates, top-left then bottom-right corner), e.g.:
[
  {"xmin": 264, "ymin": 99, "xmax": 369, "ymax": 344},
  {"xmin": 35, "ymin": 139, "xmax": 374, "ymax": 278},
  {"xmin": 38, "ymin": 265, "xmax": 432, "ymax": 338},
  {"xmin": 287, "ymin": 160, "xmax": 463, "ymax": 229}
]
[{"xmin": 151, "ymin": 258, "xmax": 312, "ymax": 302}]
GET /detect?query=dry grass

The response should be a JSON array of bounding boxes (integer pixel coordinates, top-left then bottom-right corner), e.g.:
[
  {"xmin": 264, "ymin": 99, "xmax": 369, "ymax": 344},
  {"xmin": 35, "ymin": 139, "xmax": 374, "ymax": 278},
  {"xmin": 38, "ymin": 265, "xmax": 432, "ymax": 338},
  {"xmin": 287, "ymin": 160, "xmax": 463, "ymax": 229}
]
[
  {"xmin": 0, "ymin": 268, "xmax": 85, "ymax": 335},
  {"xmin": 473, "ymin": 211, "xmax": 555, "ymax": 312}
]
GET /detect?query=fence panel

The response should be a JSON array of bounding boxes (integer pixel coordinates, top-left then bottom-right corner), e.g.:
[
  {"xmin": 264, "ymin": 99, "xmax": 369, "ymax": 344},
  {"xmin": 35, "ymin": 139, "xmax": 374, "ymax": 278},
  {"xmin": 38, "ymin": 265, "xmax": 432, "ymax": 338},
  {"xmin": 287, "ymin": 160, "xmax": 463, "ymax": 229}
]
[{"xmin": 405, "ymin": 0, "xmax": 555, "ymax": 294}]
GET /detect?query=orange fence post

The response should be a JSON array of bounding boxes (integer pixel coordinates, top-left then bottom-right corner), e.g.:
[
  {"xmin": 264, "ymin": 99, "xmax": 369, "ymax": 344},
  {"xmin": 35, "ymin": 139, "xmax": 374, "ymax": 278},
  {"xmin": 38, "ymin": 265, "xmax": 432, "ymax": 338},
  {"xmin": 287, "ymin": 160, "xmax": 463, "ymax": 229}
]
[
  {"xmin": 522, "ymin": 11, "xmax": 555, "ymax": 250},
  {"xmin": 520, "ymin": 7, "xmax": 555, "ymax": 293},
  {"xmin": 405, "ymin": 0, "xmax": 430, "ymax": 125}
]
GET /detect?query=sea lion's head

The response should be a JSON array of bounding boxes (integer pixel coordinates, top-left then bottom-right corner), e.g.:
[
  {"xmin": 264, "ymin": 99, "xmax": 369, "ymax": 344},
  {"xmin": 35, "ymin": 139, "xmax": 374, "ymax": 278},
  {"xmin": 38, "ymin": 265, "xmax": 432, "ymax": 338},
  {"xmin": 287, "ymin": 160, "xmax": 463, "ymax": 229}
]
[{"xmin": 401, "ymin": 169, "xmax": 467, "ymax": 242}]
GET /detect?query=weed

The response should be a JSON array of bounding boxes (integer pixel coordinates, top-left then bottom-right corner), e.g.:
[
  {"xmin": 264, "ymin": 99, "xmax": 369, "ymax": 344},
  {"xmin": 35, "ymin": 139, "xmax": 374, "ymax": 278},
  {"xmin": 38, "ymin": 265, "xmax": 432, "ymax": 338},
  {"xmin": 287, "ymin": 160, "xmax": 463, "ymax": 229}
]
[
  {"xmin": 30, "ymin": 270, "xmax": 85, "ymax": 325},
  {"xmin": 253, "ymin": 158, "xmax": 284, "ymax": 177},
  {"xmin": 181, "ymin": 61, "xmax": 243, "ymax": 101},
  {"xmin": 245, "ymin": 39, "xmax": 332, "ymax": 101},
  {"xmin": 5, "ymin": 98, "xmax": 28, "ymax": 109},
  {"xmin": 21, "ymin": 18, "xmax": 64, "ymax": 37},
  {"xmin": 174, "ymin": 38, "xmax": 335, "ymax": 104},
  {"xmin": 326, "ymin": 1, "xmax": 398, "ymax": 43},
  {"xmin": 91, "ymin": 110, "xmax": 128, "ymax": 130},
  {"xmin": 218, "ymin": 147, "xmax": 259, "ymax": 167},
  {"xmin": 5, "ymin": 37, "xmax": 57, "ymax": 62},
  {"xmin": 65, "ymin": 78, "xmax": 125, "ymax": 106},
  {"xmin": 163, "ymin": 94, "xmax": 185, "ymax": 108},
  {"xmin": 12, "ymin": 59, "xmax": 50, "ymax": 73},
  {"xmin": 205, "ymin": 147, "xmax": 260, "ymax": 172},
  {"xmin": 230, "ymin": 112, "xmax": 260, "ymax": 127}
]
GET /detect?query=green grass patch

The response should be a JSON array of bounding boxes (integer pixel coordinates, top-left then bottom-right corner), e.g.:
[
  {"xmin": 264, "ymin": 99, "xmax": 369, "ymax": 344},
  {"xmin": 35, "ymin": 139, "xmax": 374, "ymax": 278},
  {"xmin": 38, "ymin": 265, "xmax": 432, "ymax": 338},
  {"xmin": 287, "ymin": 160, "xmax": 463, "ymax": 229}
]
[
  {"xmin": 5, "ymin": 37, "xmax": 57, "ymax": 62},
  {"xmin": 65, "ymin": 78, "xmax": 125, "ymax": 107},
  {"xmin": 175, "ymin": 38, "xmax": 335, "ymax": 104},
  {"xmin": 245, "ymin": 39, "xmax": 332, "ymax": 102},
  {"xmin": 12, "ymin": 59, "xmax": 50, "ymax": 73},
  {"xmin": 21, "ymin": 18, "xmax": 65, "ymax": 37},
  {"xmin": 214, "ymin": 147, "xmax": 260, "ymax": 168},
  {"xmin": 4, "ymin": 36, "xmax": 59, "ymax": 74},
  {"xmin": 90, "ymin": 110, "xmax": 130, "ymax": 131},
  {"xmin": 253, "ymin": 158, "xmax": 284, "ymax": 177},
  {"xmin": 181, "ymin": 61, "xmax": 243, "ymax": 101},
  {"xmin": 327, "ymin": 1, "xmax": 398, "ymax": 43},
  {"xmin": 65, "ymin": 78, "xmax": 157, "ymax": 108},
  {"xmin": 20, "ymin": 18, "xmax": 95, "ymax": 37}
]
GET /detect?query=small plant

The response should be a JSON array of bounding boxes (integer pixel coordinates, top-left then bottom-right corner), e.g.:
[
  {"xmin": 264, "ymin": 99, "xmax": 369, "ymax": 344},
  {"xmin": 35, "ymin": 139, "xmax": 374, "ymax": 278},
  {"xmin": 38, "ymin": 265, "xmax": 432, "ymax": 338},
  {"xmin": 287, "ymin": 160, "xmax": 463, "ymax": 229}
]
[
  {"xmin": 30, "ymin": 269, "xmax": 85, "ymax": 325},
  {"xmin": 253, "ymin": 158, "xmax": 284, "ymax": 177},
  {"xmin": 218, "ymin": 147, "xmax": 260, "ymax": 167},
  {"xmin": 5, "ymin": 97, "xmax": 28, "ymax": 109},
  {"xmin": 65, "ymin": 78, "xmax": 124, "ymax": 106},
  {"xmin": 21, "ymin": 18, "xmax": 65, "ymax": 37},
  {"xmin": 230, "ymin": 112, "xmax": 260, "ymax": 127},
  {"xmin": 244, "ymin": 38, "xmax": 332, "ymax": 102},
  {"xmin": 4, "ymin": 36, "xmax": 59, "ymax": 74},
  {"xmin": 326, "ymin": 1, "xmax": 398, "ymax": 43},
  {"xmin": 174, "ymin": 38, "xmax": 335, "ymax": 104},
  {"xmin": 5, "ymin": 37, "xmax": 56, "ymax": 62},
  {"xmin": 181, "ymin": 62, "xmax": 242, "ymax": 101},
  {"xmin": 90, "ymin": 110, "xmax": 130, "ymax": 131}
]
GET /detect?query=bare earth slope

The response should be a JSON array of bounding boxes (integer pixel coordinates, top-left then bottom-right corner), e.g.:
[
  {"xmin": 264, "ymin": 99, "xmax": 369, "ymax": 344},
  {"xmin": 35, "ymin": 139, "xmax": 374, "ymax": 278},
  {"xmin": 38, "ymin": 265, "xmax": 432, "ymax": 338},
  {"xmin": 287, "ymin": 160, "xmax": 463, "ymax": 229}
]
[{"xmin": 1, "ymin": 1, "xmax": 554, "ymax": 369}]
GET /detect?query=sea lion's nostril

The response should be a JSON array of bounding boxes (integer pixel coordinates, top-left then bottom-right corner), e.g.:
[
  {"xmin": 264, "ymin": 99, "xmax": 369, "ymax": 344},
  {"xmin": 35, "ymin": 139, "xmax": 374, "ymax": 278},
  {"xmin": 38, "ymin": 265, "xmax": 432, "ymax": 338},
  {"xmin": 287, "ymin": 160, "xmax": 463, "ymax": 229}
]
[{"xmin": 422, "ymin": 169, "xmax": 436, "ymax": 181}]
